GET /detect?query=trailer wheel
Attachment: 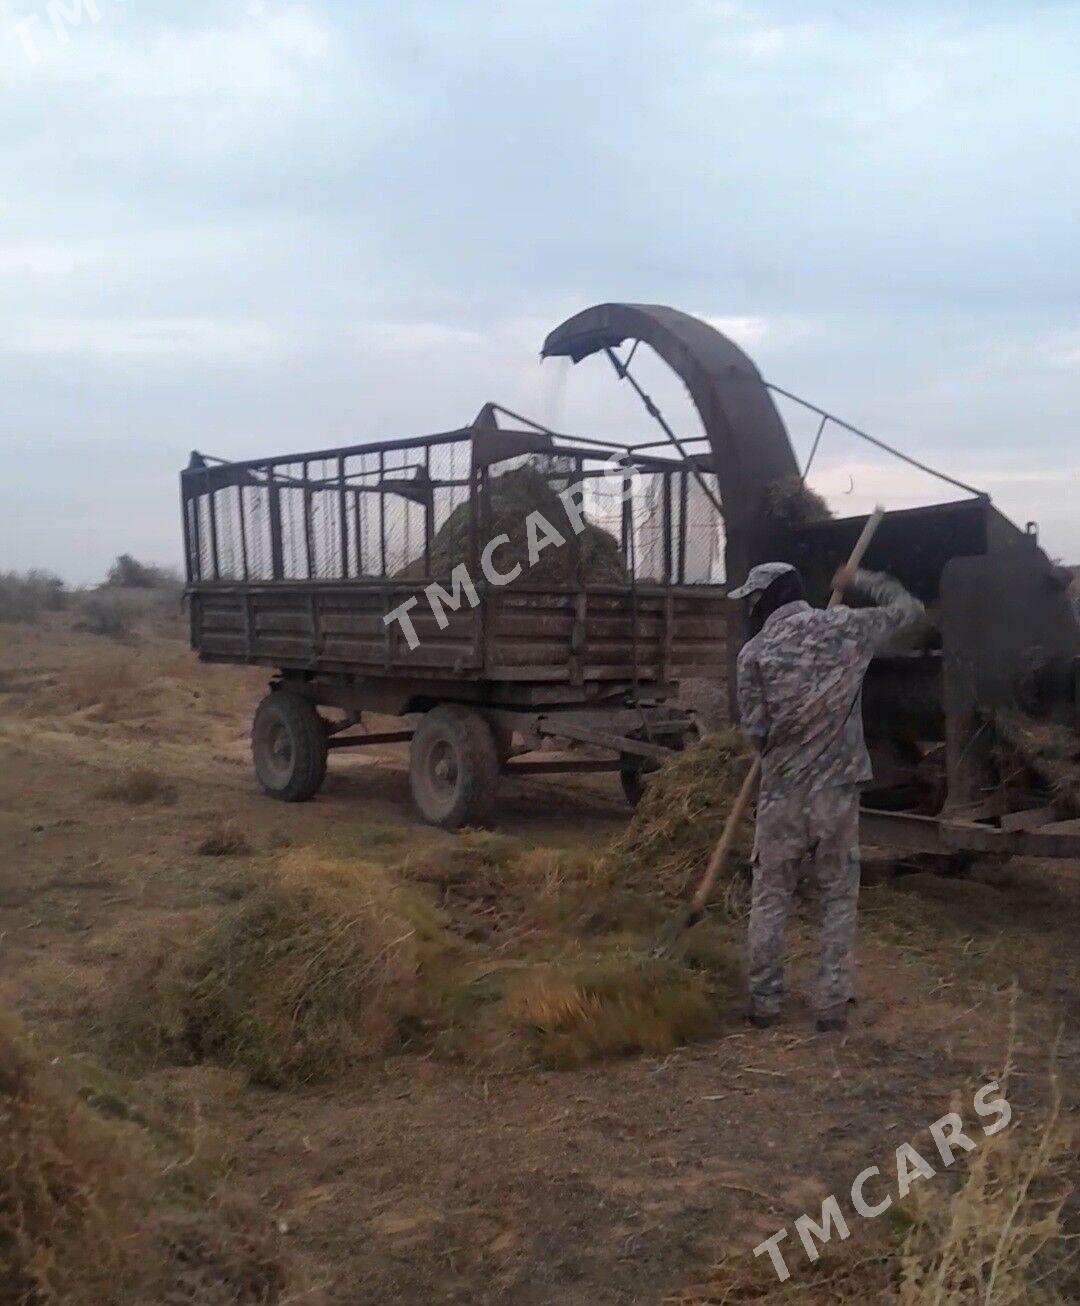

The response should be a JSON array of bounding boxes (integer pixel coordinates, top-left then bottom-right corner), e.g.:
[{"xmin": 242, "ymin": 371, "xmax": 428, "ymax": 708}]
[
  {"xmin": 409, "ymin": 705, "xmax": 499, "ymax": 829},
  {"xmin": 252, "ymin": 690, "xmax": 327, "ymax": 802}
]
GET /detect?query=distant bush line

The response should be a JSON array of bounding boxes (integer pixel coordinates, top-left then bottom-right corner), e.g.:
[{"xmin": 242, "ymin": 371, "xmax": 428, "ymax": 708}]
[{"xmin": 0, "ymin": 555, "xmax": 181, "ymax": 623}]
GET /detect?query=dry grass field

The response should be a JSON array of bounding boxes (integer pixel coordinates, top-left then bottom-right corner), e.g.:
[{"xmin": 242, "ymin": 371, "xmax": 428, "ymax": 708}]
[{"xmin": 1, "ymin": 588, "xmax": 1077, "ymax": 1304}]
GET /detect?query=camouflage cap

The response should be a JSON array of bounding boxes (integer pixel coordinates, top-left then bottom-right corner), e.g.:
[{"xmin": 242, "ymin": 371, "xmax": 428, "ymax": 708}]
[{"xmin": 728, "ymin": 562, "xmax": 797, "ymax": 602}]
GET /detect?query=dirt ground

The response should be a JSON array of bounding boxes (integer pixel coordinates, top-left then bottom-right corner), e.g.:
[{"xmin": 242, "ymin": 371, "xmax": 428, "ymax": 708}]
[{"xmin": 1, "ymin": 606, "xmax": 1078, "ymax": 1304}]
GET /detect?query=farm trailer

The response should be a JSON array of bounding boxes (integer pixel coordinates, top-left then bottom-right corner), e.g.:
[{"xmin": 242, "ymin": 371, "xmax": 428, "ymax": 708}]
[{"xmin": 181, "ymin": 416, "xmax": 734, "ymax": 827}]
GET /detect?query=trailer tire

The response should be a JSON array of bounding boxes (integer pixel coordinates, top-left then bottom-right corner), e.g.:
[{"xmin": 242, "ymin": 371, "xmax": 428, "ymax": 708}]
[
  {"xmin": 409, "ymin": 705, "xmax": 499, "ymax": 829},
  {"xmin": 252, "ymin": 690, "xmax": 327, "ymax": 802}
]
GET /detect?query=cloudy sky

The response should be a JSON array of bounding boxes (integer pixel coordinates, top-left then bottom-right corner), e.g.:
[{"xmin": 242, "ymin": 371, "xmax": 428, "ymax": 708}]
[{"xmin": 2, "ymin": 0, "xmax": 1077, "ymax": 582}]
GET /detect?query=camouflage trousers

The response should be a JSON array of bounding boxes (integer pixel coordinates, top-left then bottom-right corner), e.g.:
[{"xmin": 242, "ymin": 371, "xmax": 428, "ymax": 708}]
[{"xmin": 747, "ymin": 783, "xmax": 860, "ymax": 1019}]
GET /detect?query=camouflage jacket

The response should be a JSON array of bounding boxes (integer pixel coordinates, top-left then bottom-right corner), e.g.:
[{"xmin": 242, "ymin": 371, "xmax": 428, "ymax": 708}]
[{"xmin": 736, "ymin": 570, "xmax": 924, "ymax": 801}]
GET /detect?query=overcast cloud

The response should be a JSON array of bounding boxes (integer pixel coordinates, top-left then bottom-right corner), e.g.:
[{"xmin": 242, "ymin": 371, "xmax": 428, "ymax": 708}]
[{"xmin": 2, "ymin": 0, "xmax": 1078, "ymax": 581}]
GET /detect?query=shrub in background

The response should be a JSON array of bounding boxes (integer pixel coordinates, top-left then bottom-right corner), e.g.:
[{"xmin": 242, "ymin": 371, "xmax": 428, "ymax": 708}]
[
  {"xmin": 76, "ymin": 594, "xmax": 131, "ymax": 638},
  {"xmin": 0, "ymin": 570, "xmax": 66, "ymax": 622},
  {"xmin": 105, "ymin": 554, "xmax": 179, "ymax": 590}
]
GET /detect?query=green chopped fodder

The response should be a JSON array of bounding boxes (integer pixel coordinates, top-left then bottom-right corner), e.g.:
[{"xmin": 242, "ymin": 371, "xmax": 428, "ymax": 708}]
[
  {"xmin": 761, "ymin": 475, "xmax": 833, "ymax": 525},
  {"xmin": 106, "ymin": 852, "xmax": 426, "ymax": 1088},
  {"xmin": 399, "ymin": 460, "xmax": 628, "ymax": 584},
  {"xmin": 596, "ymin": 730, "xmax": 754, "ymax": 907}
]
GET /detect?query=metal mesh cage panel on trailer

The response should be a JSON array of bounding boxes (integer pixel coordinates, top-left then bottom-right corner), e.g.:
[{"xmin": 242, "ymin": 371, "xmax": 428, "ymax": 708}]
[{"xmin": 183, "ymin": 430, "xmax": 724, "ymax": 586}]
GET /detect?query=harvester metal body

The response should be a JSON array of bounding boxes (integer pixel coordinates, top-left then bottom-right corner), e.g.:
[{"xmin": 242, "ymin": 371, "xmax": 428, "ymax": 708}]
[{"xmin": 543, "ymin": 304, "xmax": 1080, "ymax": 857}]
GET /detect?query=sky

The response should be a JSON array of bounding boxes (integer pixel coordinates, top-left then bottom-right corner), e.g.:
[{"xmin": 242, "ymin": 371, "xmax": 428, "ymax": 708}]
[{"xmin": 1, "ymin": 0, "xmax": 1078, "ymax": 583}]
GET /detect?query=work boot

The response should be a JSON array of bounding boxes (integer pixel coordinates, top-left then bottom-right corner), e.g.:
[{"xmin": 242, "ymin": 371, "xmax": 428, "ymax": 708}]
[
  {"xmin": 816, "ymin": 1006, "xmax": 848, "ymax": 1034},
  {"xmin": 747, "ymin": 1010, "xmax": 779, "ymax": 1030}
]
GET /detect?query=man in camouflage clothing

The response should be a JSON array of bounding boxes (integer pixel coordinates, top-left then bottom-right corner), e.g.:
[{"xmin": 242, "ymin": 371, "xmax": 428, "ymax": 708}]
[{"xmin": 731, "ymin": 561, "xmax": 924, "ymax": 1032}]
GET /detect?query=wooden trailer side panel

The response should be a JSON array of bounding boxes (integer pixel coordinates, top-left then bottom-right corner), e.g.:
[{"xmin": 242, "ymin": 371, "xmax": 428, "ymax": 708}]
[
  {"xmin": 193, "ymin": 584, "xmax": 481, "ymax": 674},
  {"xmin": 484, "ymin": 587, "xmax": 733, "ymax": 683},
  {"xmin": 191, "ymin": 582, "xmax": 735, "ymax": 691}
]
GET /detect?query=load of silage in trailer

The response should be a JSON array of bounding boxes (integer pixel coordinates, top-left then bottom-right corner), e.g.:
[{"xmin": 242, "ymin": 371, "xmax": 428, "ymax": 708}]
[
  {"xmin": 761, "ymin": 475, "xmax": 833, "ymax": 526},
  {"xmin": 595, "ymin": 730, "xmax": 755, "ymax": 907},
  {"xmin": 402, "ymin": 460, "xmax": 628, "ymax": 584}
]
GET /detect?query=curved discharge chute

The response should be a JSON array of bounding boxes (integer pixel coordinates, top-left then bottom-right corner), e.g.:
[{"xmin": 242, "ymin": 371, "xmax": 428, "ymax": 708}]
[{"xmin": 541, "ymin": 303, "xmax": 800, "ymax": 580}]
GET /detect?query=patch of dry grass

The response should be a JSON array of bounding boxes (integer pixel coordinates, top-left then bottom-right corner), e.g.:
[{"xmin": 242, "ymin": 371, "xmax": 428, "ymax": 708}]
[
  {"xmin": 403, "ymin": 829, "xmax": 520, "ymax": 893},
  {"xmin": 96, "ymin": 764, "xmax": 178, "ymax": 806},
  {"xmin": 400, "ymin": 831, "xmax": 609, "ymax": 936},
  {"xmin": 672, "ymin": 1087, "xmax": 1074, "ymax": 1305},
  {"xmin": 74, "ymin": 594, "xmax": 134, "ymax": 639},
  {"xmin": 153, "ymin": 1202, "xmax": 286, "ymax": 1306},
  {"xmin": 509, "ymin": 844, "xmax": 636, "ymax": 930},
  {"xmin": 0, "ymin": 1011, "xmax": 145, "ymax": 1306},
  {"xmin": 30, "ymin": 645, "xmax": 258, "ymax": 739},
  {"xmin": 387, "ymin": 832, "xmax": 740, "ymax": 1065},
  {"xmin": 64, "ymin": 653, "xmax": 148, "ymax": 716},
  {"xmin": 107, "ymin": 827, "xmax": 740, "ymax": 1075},
  {"xmin": 0, "ymin": 1009, "xmax": 293, "ymax": 1305},
  {"xmin": 23, "ymin": 650, "xmax": 155, "ymax": 725},
  {"xmin": 504, "ymin": 949, "xmax": 725, "ymax": 1067},
  {"xmin": 195, "ymin": 820, "xmax": 252, "ymax": 857}
]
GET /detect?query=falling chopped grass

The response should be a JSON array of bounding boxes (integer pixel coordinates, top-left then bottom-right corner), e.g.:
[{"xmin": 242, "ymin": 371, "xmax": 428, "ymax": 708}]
[{"xmin": 596, "ymin": 730, "xmax": 754, "ymax": 906}]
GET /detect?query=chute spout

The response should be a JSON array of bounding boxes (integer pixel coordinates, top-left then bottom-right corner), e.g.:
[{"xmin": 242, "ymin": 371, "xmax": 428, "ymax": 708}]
[{"xmin": 542, "ymin": 303, "xmax": 800, "ymax": 581}]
